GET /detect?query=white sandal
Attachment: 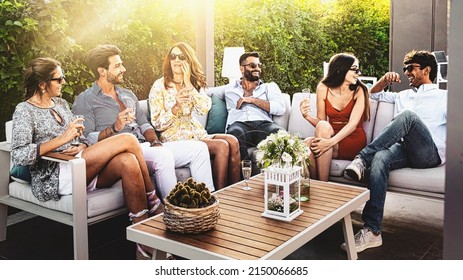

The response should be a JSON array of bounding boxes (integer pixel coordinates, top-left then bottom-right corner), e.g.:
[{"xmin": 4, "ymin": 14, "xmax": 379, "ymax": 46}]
[
  {"xmin": 147, "ymin": 190, "xmax": 162, "ymax": 215},
  {"xmin": 128, "ymin": 209, "xmax": 148, "ymax": 222},
  {"xmin": 129, "ymin": 209, "xmax": 154, "ymax": 260}
]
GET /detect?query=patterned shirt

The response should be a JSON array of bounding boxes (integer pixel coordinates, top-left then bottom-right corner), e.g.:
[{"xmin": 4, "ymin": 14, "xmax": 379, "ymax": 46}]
[
  {"xmin": 148, "ymin": 77, "xmax": 211, "ymax": 142},
  {"xmin": 11, "ymin": 98, "xmax": 91, "ymax": 202}
]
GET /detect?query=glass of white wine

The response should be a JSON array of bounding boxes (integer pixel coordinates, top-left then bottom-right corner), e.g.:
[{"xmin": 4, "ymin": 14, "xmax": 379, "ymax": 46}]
[
  {"xmin": 122, "ymin": 97, "xmax": 137, "ymax": 128},
  {"xmin": 71, "ymin": 114, "xmax": 84, "ymax": 146},
  {"xmin": 241, "ymin": 160, "xmax": 252, "ymax": 191}
]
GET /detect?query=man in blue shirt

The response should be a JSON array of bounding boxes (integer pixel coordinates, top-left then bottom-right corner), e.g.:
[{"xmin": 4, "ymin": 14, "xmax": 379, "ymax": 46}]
[
  {"xmin": 207, "ymin": 52, "xmax": 287, "ymax": 161},
  {"xmin": 344, "ymin": 50, "xmax": 447, "ymax": 253}
]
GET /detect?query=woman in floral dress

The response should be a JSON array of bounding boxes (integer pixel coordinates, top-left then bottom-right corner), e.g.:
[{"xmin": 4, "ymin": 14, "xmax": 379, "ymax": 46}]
[{"xmin": 149, "ymin": 42, "xmax": 240, "ymax": 190}]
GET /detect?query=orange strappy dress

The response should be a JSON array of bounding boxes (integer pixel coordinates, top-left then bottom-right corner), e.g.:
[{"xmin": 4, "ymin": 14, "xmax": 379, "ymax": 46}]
[{"xmin": 325, "ymin": 89, "xmax": 366, "ymax": 160}]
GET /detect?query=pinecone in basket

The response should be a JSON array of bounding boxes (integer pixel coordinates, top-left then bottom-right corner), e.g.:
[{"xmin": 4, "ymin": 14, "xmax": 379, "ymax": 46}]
[{"xmin": 166, "ymin": 178, "xmax": 214, "ymax": 208}]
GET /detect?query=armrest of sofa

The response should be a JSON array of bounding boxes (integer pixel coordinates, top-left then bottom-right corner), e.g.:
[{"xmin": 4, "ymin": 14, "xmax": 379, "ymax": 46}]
[
  {"xmin": 273, "ymin": 93, "xmax": 291, "ymax": 130},
  {"xmin": 41, "ymin": 152, "xmax": 87, "ymax": 224},
  {"xmin": 288, "ymin": 92, "xmax": 317, "ymax": 138},
  {"xmin": 0, "ymin": 143, "xmax": 88, "ymax": 223},
  {"xmin": 0, "ymin": 142, "xmax": 11, "ymax": 197}
]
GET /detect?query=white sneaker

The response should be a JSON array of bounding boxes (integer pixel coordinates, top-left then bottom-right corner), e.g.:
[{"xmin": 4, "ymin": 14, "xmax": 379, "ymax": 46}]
[
  {"xmin": 344, "ymin": 156, "xmax": 366, "ymax": 181},
  {"xmin": 340, "ymin": 228, "xmax": 382, "ymax": 253}
]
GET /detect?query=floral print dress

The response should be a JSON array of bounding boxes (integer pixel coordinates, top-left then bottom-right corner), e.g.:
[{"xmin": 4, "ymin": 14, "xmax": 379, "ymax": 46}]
[
  {"xmin": 11, "ymin": 98, "xmax": 90, "ymax": 201},
  {"xmin": 148, "ymin": 77, "xmax": 212, "ymax": 142}
]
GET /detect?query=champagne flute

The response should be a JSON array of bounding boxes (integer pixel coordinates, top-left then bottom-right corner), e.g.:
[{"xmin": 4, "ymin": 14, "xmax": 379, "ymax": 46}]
[
  {"xmin": 301, "ymin": 88, "xmax": 311, "ymax": 117},
  {"xmin": 181, "ymin": 86, "xmax": 193, "ymax": 115},
  {"xmin": 241, "ymin": 160, "xmax": 252, "ymax": 191},
  {"xmin": 302, "ymin": 88, "xmax": 311, "ymax": 105},
  {"xmin": 71, "ymin": 114, "xmax": 84, "ymax": 146},
  {"xmin": 122, "ymin": 97, "xmax": 137, "ymax": 128}
]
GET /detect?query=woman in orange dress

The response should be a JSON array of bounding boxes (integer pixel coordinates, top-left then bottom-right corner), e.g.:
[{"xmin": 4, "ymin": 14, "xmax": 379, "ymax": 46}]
[{"xmin": 300, "ymin": 53, "xmax": 370, "ymax": 181}]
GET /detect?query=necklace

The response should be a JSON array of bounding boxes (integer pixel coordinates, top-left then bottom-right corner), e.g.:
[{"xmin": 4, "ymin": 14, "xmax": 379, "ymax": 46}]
[
  {"xmin": 173, "ymin": 80, "xmax": 183, "ymax": 85},
  {"xmin": 28, "ymin": 97, "xmax": 53, "ymax": 108},
  {"xmin": 329, "ymin": 86, "xmax": 349, "ymax": 96},
  {"xmin": 242, "ymin": 81, "xmax": 257, "ymax": 97}
]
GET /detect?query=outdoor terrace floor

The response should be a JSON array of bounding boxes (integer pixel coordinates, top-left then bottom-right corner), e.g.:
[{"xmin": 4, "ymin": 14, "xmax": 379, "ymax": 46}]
[{"xmin": 0, "ymin": 191, "xmax": 443, "ymax": 260}]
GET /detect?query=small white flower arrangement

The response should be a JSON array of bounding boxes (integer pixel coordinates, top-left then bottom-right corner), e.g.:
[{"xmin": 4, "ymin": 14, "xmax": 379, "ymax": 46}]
[
  {"xmin": 267, "ymin": 192, "xmax": 299, "ymax": 213},
  {"xmin": 256, "ymin": 130, "xmax": 310, "ymax": 169}
]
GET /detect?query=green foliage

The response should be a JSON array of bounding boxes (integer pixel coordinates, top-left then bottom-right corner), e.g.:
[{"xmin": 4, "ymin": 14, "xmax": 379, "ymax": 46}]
[
  {"xmin": 0, "ymin": 0, "xmax": 38, "ymax": 140},
  {"xmin": 214, "ymin": 0, "xmax": 389, "ymax": 93},
  {"xmin": 322, "ymin": 0, "xmax": 390, "ymax": 78},
  {"xmin": 0, "ymin": 0, "xmax": 390, "ymax": 141},
  {"xmin": 214, "ymin": 0, "xmax": 332, "ymax": 93}
]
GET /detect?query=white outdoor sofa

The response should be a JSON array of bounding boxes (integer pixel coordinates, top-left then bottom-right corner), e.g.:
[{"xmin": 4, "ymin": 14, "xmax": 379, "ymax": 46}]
[{"xmin": 288, "ymin": 92, "xmax": 445, "ymax": 199}]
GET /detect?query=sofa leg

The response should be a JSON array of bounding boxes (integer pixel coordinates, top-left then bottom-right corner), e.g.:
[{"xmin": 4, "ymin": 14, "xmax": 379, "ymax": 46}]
[
  {"xmin": 0, "ymin": 204, "xmax": 7, "ymax": 241},
  {"xmin": 73, "ymin": 222, "xmax": 89, "ymax": 260}
]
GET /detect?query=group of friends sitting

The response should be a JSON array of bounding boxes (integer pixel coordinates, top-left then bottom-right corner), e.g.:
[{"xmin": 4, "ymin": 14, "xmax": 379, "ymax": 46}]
[{"xmin": 10, "ymin": 42, "xmax": 447, "ymax": 258}]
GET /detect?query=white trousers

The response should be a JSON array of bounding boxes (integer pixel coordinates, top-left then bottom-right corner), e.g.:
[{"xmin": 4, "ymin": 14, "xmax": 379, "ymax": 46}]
[{"xmin": 140, "ymin": 141, "xmax": 214, "ymax": 199}]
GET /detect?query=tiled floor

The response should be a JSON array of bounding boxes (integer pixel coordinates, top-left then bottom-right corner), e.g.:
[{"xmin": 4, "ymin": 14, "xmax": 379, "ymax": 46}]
[{"xmin": 0, "ymin": 191, "xmax": 443, "ymax": 260}]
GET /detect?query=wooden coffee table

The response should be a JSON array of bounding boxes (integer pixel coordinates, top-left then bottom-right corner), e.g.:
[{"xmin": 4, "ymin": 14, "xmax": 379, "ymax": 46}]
[{"xmin": 127, "ymin": 174, "xmax": 369, "ymax": 260}]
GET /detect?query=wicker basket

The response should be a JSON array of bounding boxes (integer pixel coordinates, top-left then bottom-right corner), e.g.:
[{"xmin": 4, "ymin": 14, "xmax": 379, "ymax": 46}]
[{"xmin": 163, "ymin": 195, "xmax": 220, "ymax": 234}]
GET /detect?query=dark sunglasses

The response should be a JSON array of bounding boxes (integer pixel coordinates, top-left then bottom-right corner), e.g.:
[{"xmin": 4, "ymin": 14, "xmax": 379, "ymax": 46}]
[
  {"xmin": 241, "ymin": 62, "xmax": 263, "ymax": 69},
  {"xmin": 403, "ymin": 64, "xmax": 421, "ymax": 73},
  {"xmin": 349, "ymin": 68, "xmax": 361, "ymax": 74},
  {"xmin": 50, "ymin": 75, "xmax": 65, "ymax": 83},
  {"xmin": 169, "ymin": 53, "xmax": 186, "ymax": 61}
]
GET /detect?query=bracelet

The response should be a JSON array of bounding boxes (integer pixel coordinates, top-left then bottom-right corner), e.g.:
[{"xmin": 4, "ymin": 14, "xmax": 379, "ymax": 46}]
[
  {"xmin": 151, "ymin": 140, "xmax": 162, "ymax": 146},
  {"xmin": 111, "ymin": 123, "xmax": 118, "ymax": 133}
]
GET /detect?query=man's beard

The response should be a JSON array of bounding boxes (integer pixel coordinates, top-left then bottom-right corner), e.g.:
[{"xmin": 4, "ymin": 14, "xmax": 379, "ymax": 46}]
[
  {"xmin": 243, "ymin": 69, "xmax": 260, "ymax": 82},
  {"xmin": 107, "ymin": 72, "xmax": 124, "ymax": 85}
]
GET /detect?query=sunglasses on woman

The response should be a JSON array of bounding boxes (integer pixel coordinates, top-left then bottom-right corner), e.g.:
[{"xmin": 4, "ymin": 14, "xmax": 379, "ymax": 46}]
[
  {"xmin": 50, "ymin": 75, "xmax": 65, "ymax": 83},
  {"xmin": 349, "ymin": 67, "xmax": 361, "ymax": 74},
  {"xmin": 169, "ymin": 53, "xmax": 186, "ymax": 61}
]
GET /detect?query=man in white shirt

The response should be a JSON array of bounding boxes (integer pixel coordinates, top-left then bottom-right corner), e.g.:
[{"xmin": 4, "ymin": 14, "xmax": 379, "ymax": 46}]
[
  {"xmin": 343, "ymin": 50, "xmax": 447, "ymax": 253},
  {"xmin": 207, "ymin": 52, "xmax": 286, "ymax": 161}
]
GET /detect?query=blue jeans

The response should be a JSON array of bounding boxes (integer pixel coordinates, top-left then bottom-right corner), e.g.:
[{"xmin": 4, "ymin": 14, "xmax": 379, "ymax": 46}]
[
  {"xmin": 227, "ymin": 120, "xmax": 283, "ymax": 161},
  {"xmin": 358, "ymin": 110, "xmax": 441, "ymax": 234}
]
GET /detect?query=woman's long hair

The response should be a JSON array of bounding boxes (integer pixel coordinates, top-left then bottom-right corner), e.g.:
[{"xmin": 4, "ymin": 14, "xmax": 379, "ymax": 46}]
[
  {"xmin": 321, "ymin": 53, "xmax": 370, "ymax": 121},
  {"xmin": 162, "ymin": 42, "xmax": 207, "ymax": 91},
  {"xmin": 23, "ymin": 57, "xmax": 61, "ymax": 101}
]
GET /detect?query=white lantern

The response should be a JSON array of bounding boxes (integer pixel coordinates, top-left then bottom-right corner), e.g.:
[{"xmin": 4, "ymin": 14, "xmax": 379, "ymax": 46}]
[{"xmin": 262, "ymin": 165, "xmax": 303, "ymax": 221}]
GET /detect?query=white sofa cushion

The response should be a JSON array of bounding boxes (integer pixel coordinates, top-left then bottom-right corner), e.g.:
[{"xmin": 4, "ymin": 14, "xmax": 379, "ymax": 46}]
[
  {"xmin": 388, "ymin": 165, "xmax": 445, "ymax": 193},
  {"xmin": 9, "ymin": 180, "xmax": 126, "ymax": 218},
  {"xmin": 372, "ymin": 102, "xmax": 395, "ymax": 139}
]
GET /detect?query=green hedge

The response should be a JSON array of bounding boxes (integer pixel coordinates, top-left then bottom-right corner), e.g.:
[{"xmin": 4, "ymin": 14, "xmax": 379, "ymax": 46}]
[{"xmin": 0, "ymin": 0, "xmax": 389, "ymax": 141}]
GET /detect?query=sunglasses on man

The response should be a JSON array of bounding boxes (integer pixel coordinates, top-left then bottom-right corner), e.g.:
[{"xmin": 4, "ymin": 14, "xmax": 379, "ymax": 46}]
[
  {"xmin": 241, "ymin": 62, "xmax": 263, "ymax": 69},
  {"xmin": 403, "ymin": 64, "xmax": 421, "ymax": 73}
]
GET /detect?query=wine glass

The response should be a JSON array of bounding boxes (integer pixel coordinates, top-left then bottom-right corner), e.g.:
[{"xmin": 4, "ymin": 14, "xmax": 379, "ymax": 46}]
[
  {"xmin": 122, "ymin": 97, "xmax": 137, "ymax": 128},
  {"xmin": 241, "ymin": 160, "xmax": 252, "ymax": 191},
  {"xmin": 299, "ymin": 158, "xmax": 311, "ymax": 201},
  {"xmin": 302, "ymin": 88, "xmax": 311, "ymax": 107},
  {"xmin": 180, "ymin": 86, "xmax": 193, "ymax": 115},
  {"xmin": 71, "ymin": 114, "xmax": 84, "ymax": 146}
]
